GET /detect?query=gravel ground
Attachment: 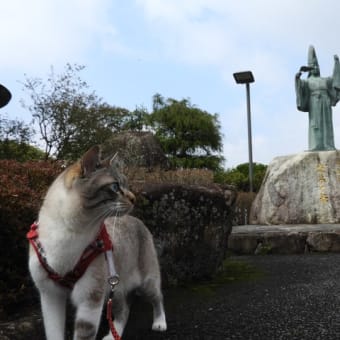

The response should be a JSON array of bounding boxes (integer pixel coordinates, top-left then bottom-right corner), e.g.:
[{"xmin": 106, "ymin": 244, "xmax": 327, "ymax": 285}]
[{"xmin": 3, "ymin": 254, "xmax": 340, "ymax": 340}]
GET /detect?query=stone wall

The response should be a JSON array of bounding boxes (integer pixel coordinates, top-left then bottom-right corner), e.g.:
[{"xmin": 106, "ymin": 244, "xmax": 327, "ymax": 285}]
[
  {"xmin": 228, "ymin": 224, "xmax": 340, "ymax": 254},
  {"xmin": 133, "ymin": 183, "xmax": 236, "ymax": 286}
]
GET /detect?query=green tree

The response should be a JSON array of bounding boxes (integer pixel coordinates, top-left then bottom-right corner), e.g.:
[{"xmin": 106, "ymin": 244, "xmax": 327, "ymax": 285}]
[
  {"xmin": 0, "ymin": 140, "xmax": 44, "ymax": 161},
  {"xmin": 214, "ymin": 162, "xmax": 267, "ymax": 192},
  {"xmin": 0, "ymin": 115, "xmax": 43, "ymax": 161},
  {"xmin": 124, "ymin": 105, "xmax": 148, "ymax": 131},
  {"xmin": 56, "ymin": 103, "xmax": 134, "ymax": 160},
  {"xmin": 22, "ymin": 64, "xmax": 136, "ymax": 160},
  {"xmin": 0, "ymin": 115, "xmax": 32, "ymax": 142},
  {"xmin": 147, "ymin": 93, "xmax": 224, "ymax": 170}
]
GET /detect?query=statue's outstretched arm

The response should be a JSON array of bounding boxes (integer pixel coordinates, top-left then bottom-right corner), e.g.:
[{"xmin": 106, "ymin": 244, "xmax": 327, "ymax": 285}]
[{"xmin": 296, "ymin": 66, "xmax": 312, "ymax": 79}]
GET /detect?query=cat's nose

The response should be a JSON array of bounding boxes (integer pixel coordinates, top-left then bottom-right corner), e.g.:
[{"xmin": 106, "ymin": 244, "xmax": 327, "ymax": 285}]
[{"xmin": 125, "ymin": 190, "xmax": 136, "ymax": 205}]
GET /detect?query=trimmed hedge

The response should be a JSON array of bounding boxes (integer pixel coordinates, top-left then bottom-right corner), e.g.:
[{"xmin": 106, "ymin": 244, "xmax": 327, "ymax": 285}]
[{"xmin": 0, "ymin": 160, "xmax": 61, "ymax": 315}]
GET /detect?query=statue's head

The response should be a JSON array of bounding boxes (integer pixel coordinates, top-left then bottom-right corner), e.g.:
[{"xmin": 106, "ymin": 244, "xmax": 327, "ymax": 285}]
[{"xmin": 308, "ymin": 45, "xmax": 320, "ymax": 77}]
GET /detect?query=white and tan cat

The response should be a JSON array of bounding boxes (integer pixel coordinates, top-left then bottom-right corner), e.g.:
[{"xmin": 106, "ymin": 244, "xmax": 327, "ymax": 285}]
[{"xmin": 28, "ymin": 146, "xmax": 167, "ymax": 340}]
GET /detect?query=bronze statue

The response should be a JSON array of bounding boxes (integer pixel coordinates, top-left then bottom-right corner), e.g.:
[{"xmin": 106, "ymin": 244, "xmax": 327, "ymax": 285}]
[{"xmin": 295, "ymin": 45, "xmax": 340, "ymax": 151}]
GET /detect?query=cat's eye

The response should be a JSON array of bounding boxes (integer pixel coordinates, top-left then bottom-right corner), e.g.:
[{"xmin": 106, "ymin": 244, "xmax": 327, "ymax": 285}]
[{"xmin": 111, "ymin": 182, "xmax": 120, "ymax": 193}]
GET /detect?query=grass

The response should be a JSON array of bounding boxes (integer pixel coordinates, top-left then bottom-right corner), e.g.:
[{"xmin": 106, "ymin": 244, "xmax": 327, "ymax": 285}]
[{"xmin": 187, "ymin": 258, "xmax": 264, "ymax": 296}]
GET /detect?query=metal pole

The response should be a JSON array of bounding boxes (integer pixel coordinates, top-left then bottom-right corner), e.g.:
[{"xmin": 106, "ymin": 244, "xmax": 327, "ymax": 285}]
[{"xmin": 245, "ymin": 82, "xmax": 254, "ymax": 192}]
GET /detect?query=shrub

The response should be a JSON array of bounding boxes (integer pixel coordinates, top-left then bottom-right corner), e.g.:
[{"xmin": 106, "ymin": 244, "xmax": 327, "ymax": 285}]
[
  {"xmin": 0, "ymin": 140, "xmax": 45, "ymax": 161},
  {"xmin": 214, "ymin": 163, "xmax": 267, "ymax": 192},
  {"xmin": 0, "ymin": 160, "xmax": 61, "ymax": 315}
]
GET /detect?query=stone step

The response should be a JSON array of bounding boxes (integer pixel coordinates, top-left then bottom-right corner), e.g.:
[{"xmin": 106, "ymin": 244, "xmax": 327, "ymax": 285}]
[{"xmin": 228, "ymin": 224, "xmax": 340, "ymax": 255}]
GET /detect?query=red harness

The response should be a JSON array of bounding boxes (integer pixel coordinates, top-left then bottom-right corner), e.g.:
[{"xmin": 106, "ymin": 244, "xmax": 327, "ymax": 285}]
[
  {"xmin": 27, "ymin": 222, "xmax": 113, "ymax": 289},
  {"xmin": 27, "ymin": 221, "xmax": 122, "ymax": 340}
]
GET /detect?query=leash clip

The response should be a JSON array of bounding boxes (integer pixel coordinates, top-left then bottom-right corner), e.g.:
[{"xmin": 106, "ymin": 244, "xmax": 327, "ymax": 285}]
[{"xmin": 108, "ymin": 275, "xmax": 120, "ymax": 292}]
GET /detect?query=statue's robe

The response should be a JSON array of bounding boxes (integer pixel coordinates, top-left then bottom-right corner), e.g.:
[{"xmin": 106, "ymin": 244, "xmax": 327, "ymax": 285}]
[{"xmin": 295, "ymin": 60, "xmax": 340, "ymax": 151}]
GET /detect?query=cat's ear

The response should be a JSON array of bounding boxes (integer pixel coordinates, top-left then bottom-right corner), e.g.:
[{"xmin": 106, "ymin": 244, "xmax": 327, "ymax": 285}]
[
  {"xmin": 81, "ymin": 145, "xmax": 101, "ymax": 177},
  {"xmin": 100, "ymin": 152, "xmax": 118, "ymax": 168},
  {"xmin": 64, "ymin": 162, "xmax": 82, "ymax": 189},
  {"xmin": 63, "ymin": 146, "xmax": 101, "ymax": 188},
  {"xmin": 109, "ymin": 152, "xmax": 118, "ymax": 166}
]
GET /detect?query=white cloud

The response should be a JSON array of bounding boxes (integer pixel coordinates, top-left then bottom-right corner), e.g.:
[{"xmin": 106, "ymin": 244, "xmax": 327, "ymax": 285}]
[
  {"xmin": 3, "ymin": 0, "xmax": 340, "ymax": 168},
  {"xmin": 135, "ymin": 1, "xmax": 340, "ymax": 77},
  {"xmin": 0, "ymin": 0, "xmax": 116, "ymax": 71}
]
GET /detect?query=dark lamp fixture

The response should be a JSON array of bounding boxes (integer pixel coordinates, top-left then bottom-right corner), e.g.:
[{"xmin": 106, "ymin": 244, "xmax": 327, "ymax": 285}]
[{"xmin": 233, "ymin": 71, "xmax": 255, "ymax": 84}]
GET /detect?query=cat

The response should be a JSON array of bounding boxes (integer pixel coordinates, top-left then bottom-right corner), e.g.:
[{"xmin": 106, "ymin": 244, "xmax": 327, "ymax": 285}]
[{"xmin": 28, "ymin": 145, "xmax": 167, "ymax": 340}]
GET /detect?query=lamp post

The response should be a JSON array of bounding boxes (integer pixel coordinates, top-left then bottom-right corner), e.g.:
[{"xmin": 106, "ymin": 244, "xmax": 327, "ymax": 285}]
[{"xmin": 233, "ymin": 71, "xmax": 255, "ymax": 192}]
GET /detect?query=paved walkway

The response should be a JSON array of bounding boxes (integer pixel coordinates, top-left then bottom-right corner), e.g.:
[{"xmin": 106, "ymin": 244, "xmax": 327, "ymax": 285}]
[
  {"xmin": 123, "ymin": 254, "xmax": 340, "ymax": 340},
  {"xmin": 3, "ymin": 254, "xmax": 340, "ymax": 339},
  {"xmin": 122, "ymin": 254, "xmax": 340, "ymax": 339}
]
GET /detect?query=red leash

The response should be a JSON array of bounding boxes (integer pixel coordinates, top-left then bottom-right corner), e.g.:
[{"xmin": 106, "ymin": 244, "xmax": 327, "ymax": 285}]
[
  {"xmin": 107, "ymin": 295, "xmax": 121, "ymax": 340},
  {"xmin": 105, "ymin": 248, "xmax": 121, "ymax": 340}
]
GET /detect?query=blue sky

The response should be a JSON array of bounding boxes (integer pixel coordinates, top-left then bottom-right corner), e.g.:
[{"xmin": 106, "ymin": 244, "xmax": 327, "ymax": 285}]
[{"xmin": 2, "ymin": 0, "xmax": 340, "ymax": 168}]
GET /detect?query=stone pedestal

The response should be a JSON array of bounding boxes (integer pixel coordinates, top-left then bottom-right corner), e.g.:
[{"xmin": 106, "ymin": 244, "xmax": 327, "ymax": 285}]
[{"xmin": 250, "ymin": 151, "xmax": 340, "ymax": 224}]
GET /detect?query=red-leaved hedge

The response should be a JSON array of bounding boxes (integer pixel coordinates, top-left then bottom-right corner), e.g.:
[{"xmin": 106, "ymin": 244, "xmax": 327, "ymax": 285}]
[{"xmin": 0, "ymin": 160, "xmax": 62, "ymax": 315}]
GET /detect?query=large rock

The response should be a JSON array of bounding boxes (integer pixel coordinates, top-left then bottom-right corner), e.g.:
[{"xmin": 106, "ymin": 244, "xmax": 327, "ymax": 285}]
[
  {"xmin": 133, "ymin": 183, "xmax": 236, "ymax": 286},
  {"xmin": 250, "ymin": 151, "xmax": 340, "ymax": 224},
  {"xmin": 103, "ymin": 131, "xmax": 169, "ymax": 169}
]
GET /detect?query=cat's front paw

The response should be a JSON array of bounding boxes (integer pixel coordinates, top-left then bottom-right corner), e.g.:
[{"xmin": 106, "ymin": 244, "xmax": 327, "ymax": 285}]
[{"xmin": 152, "ymin": 318, "xmax": 167, "ymax": 332}]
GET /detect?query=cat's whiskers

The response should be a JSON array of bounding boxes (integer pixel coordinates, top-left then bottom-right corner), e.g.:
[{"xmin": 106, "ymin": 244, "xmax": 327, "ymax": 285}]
[
  {"xmin": 111, "ymin": 212, "xmax": 119, "ymax": 239},
  {"xmin": 81, "ymin": 200, "xmax": 130, "ymax": 231},
  {"xmin": 108, "ymin": 202, "xmax": 132, "ymax": 215},
  {"xmin": 81, "ymin": 206, "xmax": 113, "ymax": 231}
]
